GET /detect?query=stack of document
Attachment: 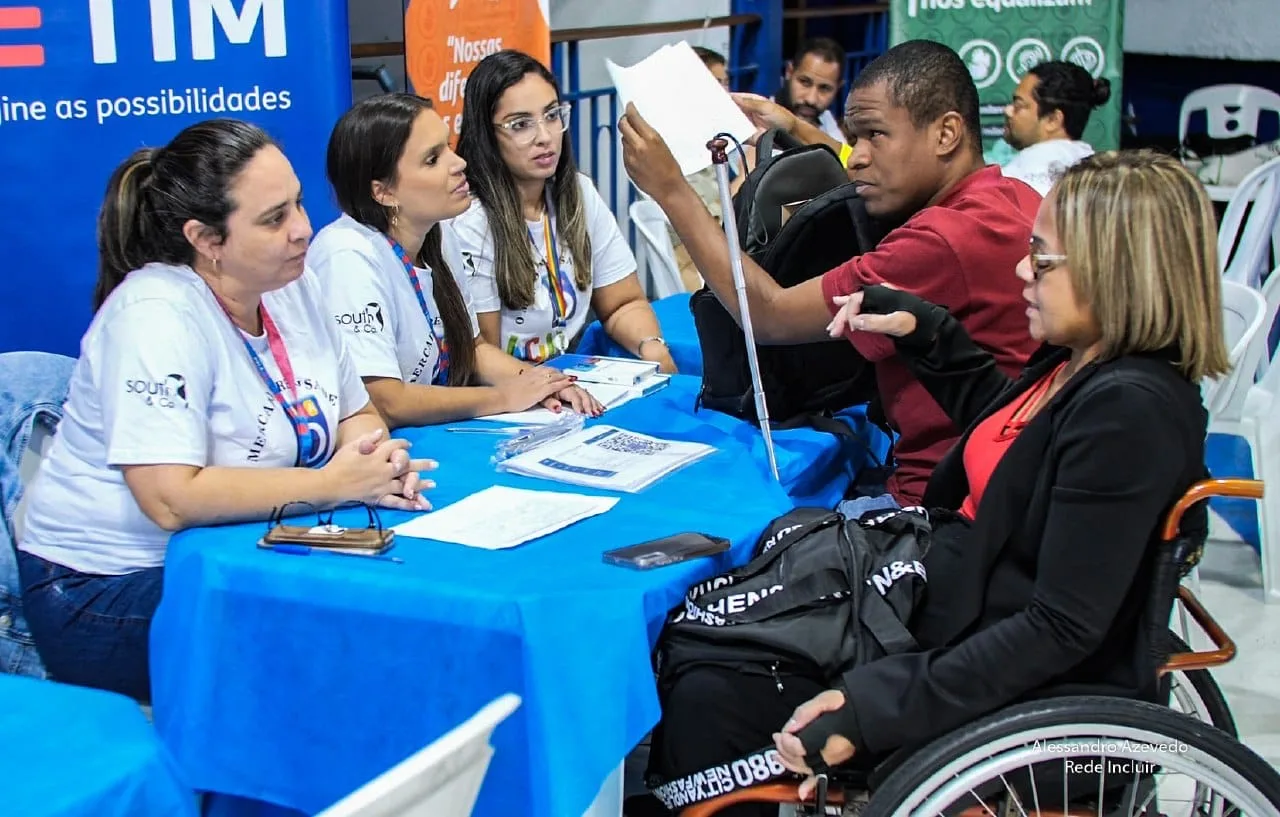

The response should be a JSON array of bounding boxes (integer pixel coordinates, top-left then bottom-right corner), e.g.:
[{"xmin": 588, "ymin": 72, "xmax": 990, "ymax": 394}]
[
  {"xmin": 549, "ymin": 354, "xmax": 659, "ymax": 386},
  {"xmin": 498, "ymin": 425, "xmax": 714, "ymax": 492},
  {"xmin": 478, "ymin": 358, "xmax": 670, "ymax": 426},
  {"xmin": 607, "ymin": 41, "xmax": 756, "ymax": 177}
]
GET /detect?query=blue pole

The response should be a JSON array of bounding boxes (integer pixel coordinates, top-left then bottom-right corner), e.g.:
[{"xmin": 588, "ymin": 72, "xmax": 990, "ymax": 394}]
[{"xmin": 731, "ymin": 0, "xmax": 782, "ymax": 99}]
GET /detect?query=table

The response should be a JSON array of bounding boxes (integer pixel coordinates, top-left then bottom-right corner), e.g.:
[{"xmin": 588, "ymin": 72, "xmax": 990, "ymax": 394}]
[
  {"xmin": 578, "ymin": 293, "xmax": 702, "ymax": 376},
  {"xmin": 150, "ymin": 376, "xmax": 863, "ymax": 816},
  {"xmin": 0, "ymin": 674, "xmax": 196, "ymax": 817}
]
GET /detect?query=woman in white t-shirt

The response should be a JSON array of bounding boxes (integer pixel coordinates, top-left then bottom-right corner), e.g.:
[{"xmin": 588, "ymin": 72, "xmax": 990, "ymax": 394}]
[
  {"xmin": 309, "ymin": 93, "xmax": 602, "ymax": 428},
  {"xmin": 17, "ymin": 120, "xmax": 432, "ymax": 702},
  {"xmin": 448, "ymin": 50, "xmax": 678, "ymax": 371}
]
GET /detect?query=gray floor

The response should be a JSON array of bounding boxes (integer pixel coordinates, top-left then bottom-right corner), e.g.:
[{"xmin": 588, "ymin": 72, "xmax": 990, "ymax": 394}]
[{"xmin": 1194, "ymin": 538, "xmax": 1280, "ymax": 767}]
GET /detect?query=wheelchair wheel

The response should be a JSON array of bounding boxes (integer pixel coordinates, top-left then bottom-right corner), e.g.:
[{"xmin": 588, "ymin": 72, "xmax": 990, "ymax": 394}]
[
  {"xmin": 861, "ymin": 695, "xmax": 1280, "ymax": 817},
  {"xmin": 1165, "ymin": 633, "xmax": 1238, "ymax": 738}
]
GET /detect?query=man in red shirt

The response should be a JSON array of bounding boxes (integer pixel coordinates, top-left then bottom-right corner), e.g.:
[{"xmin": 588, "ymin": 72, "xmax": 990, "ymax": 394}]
[{"xmin": 619, "ymin": 40, "xmax": 1041, "ymax": 506}]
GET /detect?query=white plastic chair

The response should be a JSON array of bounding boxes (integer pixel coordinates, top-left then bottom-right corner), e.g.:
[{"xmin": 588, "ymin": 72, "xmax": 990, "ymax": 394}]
[
  {"xmin": 1179, "ymin": 84, "xmax": 1280, "ymax": 202},
  {"xmin": 1218, "ymin": 155, "xmax": 1280, "ymax": 291},
  {"xmin": 1204, "ymin": 280, "xmax": 1273, "ymax": 419},
  {"xmin": 1207, "ymin": 273, "xmax": 1280, "ymax": 602},
  {"xmin": 629, "ymin": 199, "xmax": 686, "ymax": 300},
  {"xmin": 317, "ymin": 694, "xmax": 521, "ymax": 817}
]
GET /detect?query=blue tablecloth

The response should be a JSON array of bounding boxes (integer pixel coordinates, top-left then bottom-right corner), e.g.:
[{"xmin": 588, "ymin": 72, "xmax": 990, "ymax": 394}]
[
  {"xmin": 150, "ymin": 376, "xmax": 861, "ymax": 816},
  {"xmin": 0, "ymin": 674, "xmax": 196, "ymax": 817},
  {"xmin": 578, "ymin": 293, "xmax": 702, "ymax": 376}
]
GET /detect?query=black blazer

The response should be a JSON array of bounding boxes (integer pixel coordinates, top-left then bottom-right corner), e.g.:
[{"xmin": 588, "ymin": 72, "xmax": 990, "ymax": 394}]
[{"xmin": 834, "ymin": 294, "xmax": 1209, "ymax": 757}]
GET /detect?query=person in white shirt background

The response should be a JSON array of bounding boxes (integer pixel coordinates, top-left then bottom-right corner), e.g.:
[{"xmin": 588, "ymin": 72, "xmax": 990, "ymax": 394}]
[
  {"xmin": 773, "ymin": 37, "xmax": 847, "ymax": 144},
  {"xmin": 448, "ymin": 50, "xmax": 678, "ymax": 373},
  {"xmin": 16, "ymin": 119, "xmax": 433, "ymax": 702},
  {"xmin": 1001, "ymin": 61, "xmax": 1111, "ymax": 196},
  {"xmin": 309, "ymin": 93, "xmax": 602, "ymax": 428}
]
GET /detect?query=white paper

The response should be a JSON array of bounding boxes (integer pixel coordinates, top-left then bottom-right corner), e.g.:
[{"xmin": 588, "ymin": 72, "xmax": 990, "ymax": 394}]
[
  {"xmin": 499, "ymin": 425, "xmax": 715, "ymax": 493},
  {"xmin": 391, "ymin": 485, "xmax": 618, "ymax": 550},
  {"xmin": 475, "ymin": 381, "xmax": 650, "ymax": 426},
  {"xmin": 607, "ymin": 41, "xmax": 756, "ymax": 177}
]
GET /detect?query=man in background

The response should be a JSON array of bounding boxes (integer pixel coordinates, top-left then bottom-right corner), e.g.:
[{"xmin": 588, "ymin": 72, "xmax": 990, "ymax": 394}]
[
  {"xmin": 774, "ymin": 37, "xmax": 847, "ymax": 142},
  {"xmin": 1001, "ymin": 61, "xmax": 1111, "ymax": 195}
]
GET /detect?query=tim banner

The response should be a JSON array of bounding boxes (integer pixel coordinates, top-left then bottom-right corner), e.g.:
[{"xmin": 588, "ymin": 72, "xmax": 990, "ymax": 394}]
[
  {"xmin": 404, "ymin": 0, "xmax": 551, "ymax": 137},
  {"xmin": 889, "ymin": 0, "xmax": 1123, "ymax": 161},
  {"xmin": 0, "ymin": 1, "xmax": 352, "ymax": 355}
]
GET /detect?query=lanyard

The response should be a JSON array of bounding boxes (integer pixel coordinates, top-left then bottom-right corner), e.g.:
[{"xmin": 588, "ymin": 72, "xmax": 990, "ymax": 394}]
[
  {"xmin": 385, "ymin": 236, "xmax": 450, "ymax": 385},
  {"xmin": 527, "ymin": 192, "xmax": 572, "ymax": 329},
  {"xmin": 235, "ymin": 305, "xmax": 314, "ymax": 468}
]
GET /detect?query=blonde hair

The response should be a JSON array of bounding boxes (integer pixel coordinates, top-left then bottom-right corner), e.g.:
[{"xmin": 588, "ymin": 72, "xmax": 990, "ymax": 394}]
[{"xmin": 1052, "ymin": 150, "xmax": 1231, "ymax": 383}]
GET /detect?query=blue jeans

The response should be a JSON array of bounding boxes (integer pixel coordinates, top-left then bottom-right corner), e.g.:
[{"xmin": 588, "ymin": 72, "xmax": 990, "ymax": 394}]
[{"xmin": 17, "ymin": 550, "xmax": 161, "ymax": 702}]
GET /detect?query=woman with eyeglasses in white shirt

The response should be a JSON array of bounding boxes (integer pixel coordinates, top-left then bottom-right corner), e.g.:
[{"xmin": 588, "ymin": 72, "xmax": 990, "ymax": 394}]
[{"xmin": 447, "ymin": 50, "xmax": 677, "ymax": 372}]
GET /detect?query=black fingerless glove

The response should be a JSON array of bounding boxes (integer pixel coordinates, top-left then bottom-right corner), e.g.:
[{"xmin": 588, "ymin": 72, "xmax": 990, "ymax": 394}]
[
  {"xmin": 794, "ymin": 704, "xmax": 861, "ymax": 776},
  {"xmin": 859, "ymin": 285, "xmax": 950, "ymax": 351}
]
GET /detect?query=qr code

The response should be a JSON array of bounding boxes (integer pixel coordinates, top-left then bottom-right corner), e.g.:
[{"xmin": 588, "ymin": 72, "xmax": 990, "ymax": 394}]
[{"xmin": 598, "ymin": 431, "xmax": 670, "ymax": 455}]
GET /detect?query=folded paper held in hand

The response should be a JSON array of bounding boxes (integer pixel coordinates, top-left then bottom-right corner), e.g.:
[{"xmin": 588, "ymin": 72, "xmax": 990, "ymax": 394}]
[{"xmin": 608, "ymin": 41, "xmax": 757, "ymax": 177}]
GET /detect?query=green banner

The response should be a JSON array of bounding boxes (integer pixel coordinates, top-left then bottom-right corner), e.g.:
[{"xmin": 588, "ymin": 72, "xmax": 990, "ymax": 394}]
[{"xmin": 889, "ymin": 0, "xmax": 1124, "ymax": 164}]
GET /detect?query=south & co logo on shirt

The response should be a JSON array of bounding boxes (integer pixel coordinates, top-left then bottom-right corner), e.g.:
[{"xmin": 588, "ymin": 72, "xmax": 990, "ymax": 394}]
[
  {"xmin": 125, "ymin": 374, "xmax": 188, "ymax": 409},
  {"xmin": 334, "ymin": 302, "xmax": 384, "ymax": 334}
]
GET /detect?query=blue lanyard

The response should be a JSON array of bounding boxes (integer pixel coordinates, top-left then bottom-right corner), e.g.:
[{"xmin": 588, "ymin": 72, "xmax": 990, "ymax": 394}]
[{"xmin": 385, "ymin": 236, "xmax": 450, "ymax": 385}]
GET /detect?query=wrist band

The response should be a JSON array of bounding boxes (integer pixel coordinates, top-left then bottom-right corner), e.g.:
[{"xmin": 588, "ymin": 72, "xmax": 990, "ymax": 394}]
[
  {"xmin": 838, "ymin": 143, "xmax": 853, "ymax": 167},
  {"xmin": 638, "ymin": 336, "xmax": 666, "ymax": 355}
]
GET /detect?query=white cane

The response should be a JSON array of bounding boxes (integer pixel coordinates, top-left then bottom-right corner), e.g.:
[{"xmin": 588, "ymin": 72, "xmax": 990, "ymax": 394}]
[{"xmin": 708, "ymin": 136, "xmax": 780, "ymax": 483}]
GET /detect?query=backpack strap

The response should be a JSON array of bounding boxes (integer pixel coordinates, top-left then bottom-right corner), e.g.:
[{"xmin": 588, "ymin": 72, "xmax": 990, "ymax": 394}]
[
  {"xmin": 859, "ymin": 590, "xmax": 920, "ymax": 656},
  {"xmin": 648, "ymin": 746, "xmax": 791, "ymax": 810}
]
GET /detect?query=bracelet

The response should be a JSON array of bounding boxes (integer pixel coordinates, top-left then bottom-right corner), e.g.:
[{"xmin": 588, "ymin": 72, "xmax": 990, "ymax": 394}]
[{"xmin": 638, "ymin": 336, "xmax": 667, "ymax": 356}]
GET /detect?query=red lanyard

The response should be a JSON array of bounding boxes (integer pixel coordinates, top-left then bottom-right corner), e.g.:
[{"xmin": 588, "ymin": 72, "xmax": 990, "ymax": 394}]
[{"xmin": 228, "ymin": 302, "xmax": 313, "ymax": 467}]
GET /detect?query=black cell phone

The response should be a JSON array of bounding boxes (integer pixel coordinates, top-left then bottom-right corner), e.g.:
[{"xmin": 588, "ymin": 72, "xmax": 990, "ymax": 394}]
[{"xmin": 603, "ymin": 532, "xmax": 731, "ymax": 570}]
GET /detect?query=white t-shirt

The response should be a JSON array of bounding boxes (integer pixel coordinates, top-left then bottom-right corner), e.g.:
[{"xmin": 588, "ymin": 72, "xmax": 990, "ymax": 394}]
[
  {"xmin": 19, "ymin": 263, "xmax": 370, "ymax": 575},
  {"xmin": 1001, "ymin": 139, "xmax": 1095, "ymax": 196},
  {"xmin": 446, "ymin": 172, "xmax": 636, "ymax": 363},
  {"xmin": 308, "ymin": 214, "xmax": 480, "ymax": 385}
]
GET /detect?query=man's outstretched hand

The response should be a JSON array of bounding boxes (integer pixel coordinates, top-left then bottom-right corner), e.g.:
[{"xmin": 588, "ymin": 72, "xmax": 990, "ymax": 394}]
[{"xmin": 619, "ymin": 103, "xmax": 686, "ymax": 201}]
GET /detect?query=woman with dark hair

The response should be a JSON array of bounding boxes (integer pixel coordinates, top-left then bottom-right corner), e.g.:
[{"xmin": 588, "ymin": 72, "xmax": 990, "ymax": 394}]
[
  {"xmin": 448, "ymin": 50, "xmax": 677, "ymax": 371},
  {"xmin": 310, "ymin": 94, "xmax": 601, "ymax": 427},
  {"xmin": 17, "ymin": 119, "xmax": 432, "ymax": 702}
]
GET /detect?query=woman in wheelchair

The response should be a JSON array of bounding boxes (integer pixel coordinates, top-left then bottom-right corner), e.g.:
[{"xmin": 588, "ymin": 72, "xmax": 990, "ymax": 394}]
[{"xmin": 643, "ymin": 151, "xmax": 1231, "ymax": 815}]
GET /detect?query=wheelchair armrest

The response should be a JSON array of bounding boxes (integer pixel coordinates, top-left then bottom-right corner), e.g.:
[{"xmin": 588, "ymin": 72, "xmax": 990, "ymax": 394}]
[
  {"xmin": 1159, "ymin": 585, "xmax": 1236, "ymax": 675},
  {"xmin": 1160, "ymin": 478, "xmax": 1263, "ymax": 540}
]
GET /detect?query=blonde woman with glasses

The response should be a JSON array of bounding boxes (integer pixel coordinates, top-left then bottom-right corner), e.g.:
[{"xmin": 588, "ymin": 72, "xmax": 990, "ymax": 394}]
[
  {"xmin": 447, "ymin": 50, "xmax": 676, "ymax": 371},
  {"xmin": 640, "ymin": 152, "xmax": 1232, "ymax": 813}
]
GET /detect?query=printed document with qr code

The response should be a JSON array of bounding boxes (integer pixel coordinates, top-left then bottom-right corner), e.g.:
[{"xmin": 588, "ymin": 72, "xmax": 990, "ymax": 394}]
[{"xmin": 497, "ymin": 425, "xmax": 715, "ymax": 492}]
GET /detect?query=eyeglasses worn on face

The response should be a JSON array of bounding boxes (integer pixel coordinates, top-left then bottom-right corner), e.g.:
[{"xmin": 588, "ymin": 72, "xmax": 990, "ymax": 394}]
[
  {"xmin": 495, "ymin": 103, "xmax": 572, "ymax": 144},
  {"xmin": 1029, "ymin": 252, "xmax": 1067, "ymax": 280}
]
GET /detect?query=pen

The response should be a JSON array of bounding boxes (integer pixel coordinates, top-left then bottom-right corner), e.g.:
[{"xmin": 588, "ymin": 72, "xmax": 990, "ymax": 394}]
[{"xmin": 262, "ymin": 544, "xmax": 404, "ymax": 564}]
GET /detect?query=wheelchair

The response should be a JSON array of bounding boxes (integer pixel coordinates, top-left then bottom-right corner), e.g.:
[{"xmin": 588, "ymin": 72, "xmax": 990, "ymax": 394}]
[{"xmin": 680, "ymin": 479, "xmax": 1278, "ymax": 817}]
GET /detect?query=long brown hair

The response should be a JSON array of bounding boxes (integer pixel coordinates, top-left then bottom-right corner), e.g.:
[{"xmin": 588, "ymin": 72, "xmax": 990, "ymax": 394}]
[
  {"xmin": 326, "ymin": 93, "xmax": 477, "ymax": 385},
  {"xmin": 456, "ymin": 50, "xmax": 592, "ymax": 310}
]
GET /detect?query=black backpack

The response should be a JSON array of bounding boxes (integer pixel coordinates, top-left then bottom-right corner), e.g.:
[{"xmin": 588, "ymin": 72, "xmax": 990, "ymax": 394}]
[
  {"xmin": 691, "ymin": 129, "xmax": 890, "ymax": 427},
  {"xmin": 652, "ymin": 504, "xmax": 932, "ymax": 695}
]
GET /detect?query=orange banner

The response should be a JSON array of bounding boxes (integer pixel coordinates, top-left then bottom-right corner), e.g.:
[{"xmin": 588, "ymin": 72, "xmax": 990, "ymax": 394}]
[{"xmin": 404, "ymin": 0, "xmax": 552, "ymax": 137}]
